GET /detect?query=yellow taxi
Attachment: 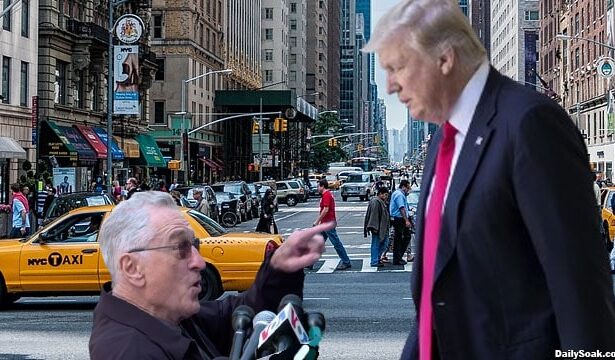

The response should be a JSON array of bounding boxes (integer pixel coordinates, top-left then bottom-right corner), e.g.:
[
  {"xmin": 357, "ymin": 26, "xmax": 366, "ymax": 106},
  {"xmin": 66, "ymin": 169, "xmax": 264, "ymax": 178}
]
[
  {"xmin": 324, "ymin": 174, "xmax": 340, "ymax": 190},
  {"xmin": 0, "ymin": 205, "xmax": 283, "ymax": 308},
  {"xmin": 599, "ymin": 187, "xmax": 615, "ymax": 253}
]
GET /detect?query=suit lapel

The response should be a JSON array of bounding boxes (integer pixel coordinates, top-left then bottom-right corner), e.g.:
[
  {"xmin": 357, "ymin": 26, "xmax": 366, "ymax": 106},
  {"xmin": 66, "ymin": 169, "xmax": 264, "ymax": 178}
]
[{"xmin": 433, "ymin": 67, "xmax": 501, "ymax": 283}]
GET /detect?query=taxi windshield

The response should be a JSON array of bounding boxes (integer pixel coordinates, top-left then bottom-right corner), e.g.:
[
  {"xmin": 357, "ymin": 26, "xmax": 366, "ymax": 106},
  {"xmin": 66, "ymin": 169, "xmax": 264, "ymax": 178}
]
[{"xmin": 188, "ymin": 210, "xmax": 227, "ymax": 237}]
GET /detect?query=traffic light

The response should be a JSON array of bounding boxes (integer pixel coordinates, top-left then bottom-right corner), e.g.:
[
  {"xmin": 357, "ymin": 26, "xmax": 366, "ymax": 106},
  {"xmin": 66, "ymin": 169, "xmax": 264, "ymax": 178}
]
[
  {"xmin": 280, "ymin": 119, "xmax": 288, "ymax": 132},
  {"xmin": 273, "ymin": 118, "xmax": 282, "ymax": 132},
  {"xmin": 357, "ymin": 144, "xmax": 364, "ymax": 151},
  {"xmin": 252, "ymin": 120, "xmax": 259, "ymax": 134},
  {"xmin": 248, "ymin": 163, "xmax": 255, "ymax": 172},
  {"xmin": 168, "ymin": 160, "xmax": 181, "ymax": 170},
  {"xmin": 332, "ymin": 139, "xmax": 338, "ymax": 147},
  {"xmin": 328, "ymin": 139, "xmax": 334, "ymax": 147}
]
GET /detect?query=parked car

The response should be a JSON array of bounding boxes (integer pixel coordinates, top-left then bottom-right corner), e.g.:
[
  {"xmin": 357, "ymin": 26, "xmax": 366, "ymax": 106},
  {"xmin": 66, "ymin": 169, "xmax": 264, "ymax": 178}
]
[
  {"xmin": 0, "ymin": 204, "xmax": 283, "ymax": 308},
  {"xmin": 292, "ymin": 178, "xmax": 310, "ymax": 202},
  {"xmin": 42, "ymin": 192, "xmax": 115, "ymax": 226},
  {"xmin": 247, "ymin": 183, "xmax": 263, "ymax": 218},
  {"xmin": 324, "ymin": 174, "xmax": 340, "ymax": 190},
  {"xmin": 175, "ymin": 186, "xmax": 219, "ymax": 222},
  {"xmin": 340, "ymin": 172, "xmax": 379, "ymax": 201},
  {"xmin": 309, "ymin": 180, "xmax": 320, "ymax": 196},
  {"xmin": 275, "ymin": 180, "xmax": 304, "ymax": 207},
  {"xmin": 211, "ymin": 181, "xmax": 254, "ymax": 222},
  {"xmin": 599, "ymin": 187, "xmax": 615, "ymax": 254}
]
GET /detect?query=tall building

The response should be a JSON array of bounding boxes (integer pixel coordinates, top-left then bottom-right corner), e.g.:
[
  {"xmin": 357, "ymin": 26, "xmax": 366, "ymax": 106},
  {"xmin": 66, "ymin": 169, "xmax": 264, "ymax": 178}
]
[
  {"xmin": 149, "ymin": 0, "xmax": 228, "ymax": 184},
  {"xmin": 491, "ymin": 0, "xmax": 539, "ymax": 84},
  {"xmin": 469, "ymin": 0, "xmax": 491, "ymax": 56},
  {"xmin": 339, "ymin": 0, "xmax": 356, "ymax": 126},
  {"xmin": 0, "ymin": 0, "xmax": 37, "ymax": 200},
  {"xmin": 261, "ymin": 0, "xmax": 289, "ymax": 90},
  {"xmin": 306, "ymin": 0, "xmax": 328, "ymax": 109},
  {"xmin": 226, "ymin": 0, "xmax": 262, "ymax": 90},
  {"xmin": 327, "ymin": 0, "xmax": 340, "ymax": 111},
  {"xmin": 288, "ymin": 0, "xmax": 307, "ymax": 97}
]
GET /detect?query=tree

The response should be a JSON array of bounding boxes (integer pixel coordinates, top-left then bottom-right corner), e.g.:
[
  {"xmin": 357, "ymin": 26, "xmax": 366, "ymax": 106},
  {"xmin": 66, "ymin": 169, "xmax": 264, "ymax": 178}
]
[{"xmin": 310, "ymin": 113, "xmax": 347, "ymax": 172}]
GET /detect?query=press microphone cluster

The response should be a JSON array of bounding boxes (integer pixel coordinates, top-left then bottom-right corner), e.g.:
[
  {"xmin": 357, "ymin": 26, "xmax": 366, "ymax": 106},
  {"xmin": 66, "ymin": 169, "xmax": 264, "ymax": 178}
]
[{"xmin": 230, "ymin": 294, "xmax": 326, "ymax": 360}]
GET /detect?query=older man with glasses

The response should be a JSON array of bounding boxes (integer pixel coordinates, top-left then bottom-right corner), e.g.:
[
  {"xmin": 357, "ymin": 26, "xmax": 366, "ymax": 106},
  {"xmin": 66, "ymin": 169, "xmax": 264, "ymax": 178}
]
[{"xmin": 89, "ymin": 191, "xmax": 333, "ymax": 359}]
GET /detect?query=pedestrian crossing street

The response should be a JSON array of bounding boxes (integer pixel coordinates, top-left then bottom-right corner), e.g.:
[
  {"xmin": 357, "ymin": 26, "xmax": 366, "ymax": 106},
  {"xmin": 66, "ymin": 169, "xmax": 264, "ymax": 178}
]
[
  {"xmin": 276, "ymin": 206, "xmax": 368, "ymax": 213},
  {"xmin": 306, "ymin": 257, "xmax": 413, "ymax": 274}
]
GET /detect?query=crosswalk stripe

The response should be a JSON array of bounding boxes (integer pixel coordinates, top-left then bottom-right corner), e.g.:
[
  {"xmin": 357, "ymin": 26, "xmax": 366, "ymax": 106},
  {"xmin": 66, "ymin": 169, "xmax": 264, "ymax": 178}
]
[
  {"xmin": 361, "ymin": 258, "xmax": 378, "ymax": 272},
  {"xmin": 316, "ymin": 259, "xmax": 340, "ymax": 273}
]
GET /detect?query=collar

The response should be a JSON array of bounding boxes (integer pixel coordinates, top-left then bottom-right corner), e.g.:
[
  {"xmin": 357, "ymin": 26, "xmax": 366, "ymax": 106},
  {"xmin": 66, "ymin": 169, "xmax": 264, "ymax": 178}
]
[
  {"xmin": 96, "ymin": 285, "xmax": 193, "ymax": 357},
  {"xmin": 448, "ymin": 59, "xmax": 490, "ymax": 136}
]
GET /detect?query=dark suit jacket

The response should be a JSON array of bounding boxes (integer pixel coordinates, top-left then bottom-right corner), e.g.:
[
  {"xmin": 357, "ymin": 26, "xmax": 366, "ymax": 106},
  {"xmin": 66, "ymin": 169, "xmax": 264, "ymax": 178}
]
[{"xmin": 401, "ymin": 68, "xmax": 615, "ymax": 360}]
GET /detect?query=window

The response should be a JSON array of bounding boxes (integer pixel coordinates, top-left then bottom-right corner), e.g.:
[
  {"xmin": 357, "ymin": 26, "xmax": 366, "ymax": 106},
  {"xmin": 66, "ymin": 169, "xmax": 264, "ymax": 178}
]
[
  {"xmin": 75, "ymin": 69, "xmax": 85, "ymax": 108},
  {"xmin": 264, "ymin": 28, "xmax": 273, "ymax": 40},
  {"xmin": 290, "ymin": 19, "xmax": 297, "ymax": 30},
  {"xmin": 155, "ymin": 59, "xmax": 165, "ymax": 81},
  {"xmin": 21, "ymin": 0, "xmax": 28, "ymax": 37},
  {"xmin": 2, "ymin": 57, "xmax": 10, "ymax": 103},
  {"xmin": 2, "ymin": 0, "xmax": 11, "ymax": 31},
  {"xmin": 575, "ymin": 13, "xmax": 579, "ymax": 34},
  {"xmin": 318, "ymin": 53, "xmax": 324, "ymax": 61},
  {"xmin": 319, "ymin": 0, "xmax": 324, "ymax": 8},
  {"xmin": 264, "ymin": 70, "xmax": 273, "ymax": 82},
  {"xmin": 264, "ymin": 49, "xmax": 273, "ymax": 61},
  {"xmin": 290, "ymin": 53, "xmax": 297, "ymax": 64},
  {"xmin": 92, "ymin": 74, "xmax": 100, "ymax": 111},
  {"xmin": 575, "ymin": 48, "xmax": 579, "ymax": 68},
  {"xmin": 20, "ymin": 62, "xmax": 28, "ymax": 106},
  {"xmin": 289, "ymin": 71, "xmax": 296, "ymax": 81},
  {"xmin": 264, "ymin": 7, "xmax": 273, "ymax": 19},
  {"xmin": 290, "ymin": 2, "xmax": 296, "ymax": 13},
  {"xmin": 290, "ymin": 36, "xmax": 297, "ymax": 47},
  {"xmin": 524, "ymin": 10, "xmax": 538, "ymax": 20},
  {"xmin": 153, "ymin": 15, "xmax": 163, "ymax": 38},
  {"xmin": 55, "ymin": 60, "xmax": 67, "ymax": 105},
  {"xmin": 154, "ymin": 101, "xmax": 165, "ymax": 124}
]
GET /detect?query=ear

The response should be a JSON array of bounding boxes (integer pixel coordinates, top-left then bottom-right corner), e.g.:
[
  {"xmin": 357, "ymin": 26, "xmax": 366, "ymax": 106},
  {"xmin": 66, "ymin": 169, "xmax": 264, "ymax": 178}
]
[
  {"xmin": 117, "ymin": 253, "xmax": 146, "ymax": 287},
  {"xmin": 438, "ymin": 46, "xmax": 455, "ymax": 76}
]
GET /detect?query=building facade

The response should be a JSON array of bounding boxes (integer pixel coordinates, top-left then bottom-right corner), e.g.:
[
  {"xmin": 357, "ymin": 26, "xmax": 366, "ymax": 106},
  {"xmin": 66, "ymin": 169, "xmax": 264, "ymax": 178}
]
[
  {"xmin": 288, "ymin": 0, "xmax": 307, "ymax": 97},
  {"xmin": 0, "ymin": 0, "xmax": 38, "ymax": 201},
  {"xmin": 327, "ymin": 0, "xmax": 340, "ymax": 111},
  {"xmin": 469, "ymin": 0, "xmax": 491, "ymax": 56},
  {"xmin": 306, "ymin": 0, "xmax": 328, "ymax": 109},
  {"xmin": 226, "ymin": 0, "xmax": 262, "ymax": 90},
  {"xmin": 491, "ymin": 0, "xmax": 539, "ymax": 84},
  {"xmin": 261, "ymin": 0, "xmax": 288, "ymax": 90}
]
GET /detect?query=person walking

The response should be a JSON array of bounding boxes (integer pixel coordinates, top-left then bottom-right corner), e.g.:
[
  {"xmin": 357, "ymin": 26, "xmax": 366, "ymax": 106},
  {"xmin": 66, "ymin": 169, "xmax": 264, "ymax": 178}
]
[
  {"xmin": 192, "ymin": 188, "xmax": 210, "ymax": 217},
  {"xmin": 364, "ymin": 187, "xmax": 390, "ymax": 267},
  {"xmin": 255, "ymin": 188, "xmax": 278, "ymax": 234},
  {"xmin": 389, "ymin": 179, "xmax": 413, "ymax": 265},
  {"xmin": 365, "ymin": 0, "xmax": 615, "ymax": 358},
  {"xmin": 10, "ymin": 184, "xmax": 30, "ymax": 238},
  {"xmin": 313, "ymin": 179, "xmax": 351, "ymax": 270},
  {"xmin": 125, "ymin": 178, "xmax": 140, "ymax": 200}
]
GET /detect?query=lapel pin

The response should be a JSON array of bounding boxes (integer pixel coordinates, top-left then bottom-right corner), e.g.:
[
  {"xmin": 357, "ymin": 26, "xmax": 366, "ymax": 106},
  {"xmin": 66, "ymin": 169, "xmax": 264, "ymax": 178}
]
[{"xmin": 475, "ymin": 136, "xmax": 483, "ymax": 146}]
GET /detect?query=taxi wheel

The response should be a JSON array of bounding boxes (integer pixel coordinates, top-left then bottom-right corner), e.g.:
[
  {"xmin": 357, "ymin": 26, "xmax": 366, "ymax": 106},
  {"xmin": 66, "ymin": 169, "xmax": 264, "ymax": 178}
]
[
  {"xmin": 199, "ymin": 266, "xmax": 223, "ymax": 301},
  {"xmin": 0, "ymin": 274, "xmax": 16, "ymax": 309}
]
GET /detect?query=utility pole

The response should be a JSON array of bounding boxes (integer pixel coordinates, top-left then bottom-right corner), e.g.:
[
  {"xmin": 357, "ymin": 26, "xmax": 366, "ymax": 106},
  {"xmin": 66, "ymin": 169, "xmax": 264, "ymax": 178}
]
[
  {"xmin": 259, "ymin": 97, "xmax": 263, "ymax": 182},
  {"xmin": 106, "ymin": 0, "xmax": 114, "ymax": 191}
]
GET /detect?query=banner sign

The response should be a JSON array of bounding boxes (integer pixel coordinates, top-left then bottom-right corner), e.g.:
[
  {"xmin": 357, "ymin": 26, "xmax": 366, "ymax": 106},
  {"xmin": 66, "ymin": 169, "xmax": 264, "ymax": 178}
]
[
  {"xmin": 31, "ymin": 96, "xmax": 38, "ymax": 145},
  {"xmin": 53, "ymin": 168, "xmax": 76, "ymax": 195},
  {"xmin": 113, "ymin": 45, "xmax": 140, "ymax": 115}
]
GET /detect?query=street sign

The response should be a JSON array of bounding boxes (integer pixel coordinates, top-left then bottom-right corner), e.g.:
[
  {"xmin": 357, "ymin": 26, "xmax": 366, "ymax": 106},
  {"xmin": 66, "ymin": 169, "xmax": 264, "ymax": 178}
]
[
  {"xmin": 597, "ymin": 57, "xmax": 615, "ymax": 79},
  {"xmin": 254, "ymin": 154, "xmax": 273, "ymax": 167},
  {"xmin": 252, "ymin": 134, "xmax": 270, "ymax": 153}
]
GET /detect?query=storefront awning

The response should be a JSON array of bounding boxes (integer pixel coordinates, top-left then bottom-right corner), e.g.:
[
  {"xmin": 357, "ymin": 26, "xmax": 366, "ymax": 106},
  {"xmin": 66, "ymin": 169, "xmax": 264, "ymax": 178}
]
[
  {"xmin": 0, "ymin": 137, "xmax": 26, "ymax": 159},
  {"xmin": 135, "ymin": 134, "xmax": 166, "ymax": 168},
  {"xmin": 58, "ymin": 125, "xmax": 97, "ymax": 166},
  {"xmin": 212, "ymin": 158, "xmax": 225, "ymax": 169},
  {"xmin": 93, "ymin": 127, "xmax": 125, "ymax": 161},
  {"xmin": 200, "ymin": 158, "xmax": 220, "ymax": 170},
  {"xmin": 113, "ymin": 136, "xmax": 140, "ymax": 158},
  {"xmin": 39, "ymin": 120, "xmax": 78, "ymax": 167},
  {"xmin": 75, "ymin": 125, "xmax": 107, "ymax": 159}
]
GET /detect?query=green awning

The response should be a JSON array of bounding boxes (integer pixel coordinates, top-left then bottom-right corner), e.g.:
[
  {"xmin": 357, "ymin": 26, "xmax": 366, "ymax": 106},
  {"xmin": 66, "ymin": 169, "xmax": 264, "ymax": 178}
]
[{"xmin": 135, "ymin": 134, "xmax": 166, "ymax": 168}]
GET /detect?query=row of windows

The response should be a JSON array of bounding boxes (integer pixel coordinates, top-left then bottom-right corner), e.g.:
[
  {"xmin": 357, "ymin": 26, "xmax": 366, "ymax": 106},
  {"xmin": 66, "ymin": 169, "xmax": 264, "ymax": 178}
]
[
  {"xmin": 1, "ymin": 57, "xmax": 29, "ymax": 107},
  {"xmin": 2, "ymin": 0, "xmax": 30, "ymax": 37}
]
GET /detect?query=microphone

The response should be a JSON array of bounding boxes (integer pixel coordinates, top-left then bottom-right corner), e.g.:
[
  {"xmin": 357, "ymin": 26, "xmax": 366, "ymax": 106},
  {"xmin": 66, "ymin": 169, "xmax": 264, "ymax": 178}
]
[
  {"xmin": 239, "ymin": 310, "xmax": 276, "ymax": 360},
  {"xmin": 257, "ymin": 296, "xmax": 310, "ymax": 356},
  {"xmin": 294, "ymin": 312, "xmax": 326, "ymax": 360},
  {"xmin": 229, "ymin": 305, "xmax": 255, "ymax": 360}
]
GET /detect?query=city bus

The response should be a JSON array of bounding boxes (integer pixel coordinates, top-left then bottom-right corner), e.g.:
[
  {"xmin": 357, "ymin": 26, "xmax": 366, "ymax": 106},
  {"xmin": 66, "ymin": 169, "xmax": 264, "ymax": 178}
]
[{"xmin": 350, "ymin": 157, "xmax": 377, "ymax": 172}]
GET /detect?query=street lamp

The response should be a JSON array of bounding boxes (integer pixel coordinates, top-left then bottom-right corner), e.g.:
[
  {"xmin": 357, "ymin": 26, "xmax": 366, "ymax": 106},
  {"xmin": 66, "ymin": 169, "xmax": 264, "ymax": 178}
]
[
  {"xmin": 318, "ymin": 110, "xmax": 337, "ymax": 116},
  {"xmin": 555, "ymin": 34, "xmax": 615, "ymax": 51},
  {"xmin": 180, "ymin": 68, "xmax": 232, "ymax": 184}
]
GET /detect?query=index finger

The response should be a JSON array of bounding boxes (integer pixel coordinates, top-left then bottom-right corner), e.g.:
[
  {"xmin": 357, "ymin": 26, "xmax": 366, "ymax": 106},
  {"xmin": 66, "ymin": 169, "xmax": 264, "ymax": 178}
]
[{"xmin": 299, "ymin": 222, "xmax": 335, "ymax": 239}]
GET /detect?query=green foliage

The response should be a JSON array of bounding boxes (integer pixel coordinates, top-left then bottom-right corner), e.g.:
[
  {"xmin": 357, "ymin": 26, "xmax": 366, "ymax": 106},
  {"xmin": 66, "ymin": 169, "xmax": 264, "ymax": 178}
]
[
  {"xmin": 22, "ymin": 160, "xmax": 32, "ymax": 171},
  {"xmin": 310, "ymin": 113, "xmax": 347, "ymax": 172}
]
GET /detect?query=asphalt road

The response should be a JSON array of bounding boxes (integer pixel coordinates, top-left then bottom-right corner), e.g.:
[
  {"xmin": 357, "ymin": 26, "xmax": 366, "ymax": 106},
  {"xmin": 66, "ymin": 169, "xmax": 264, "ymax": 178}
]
[{"xmin": 0, "ymin": 191, "xmax": 613, "ymax": 359}]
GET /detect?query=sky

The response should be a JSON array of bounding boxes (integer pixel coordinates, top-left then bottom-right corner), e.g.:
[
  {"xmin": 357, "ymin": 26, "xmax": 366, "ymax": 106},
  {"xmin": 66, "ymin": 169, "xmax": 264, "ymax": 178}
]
[{"xmin": 372, "ymin": 0, "xmax": 407, "ymax": 130}]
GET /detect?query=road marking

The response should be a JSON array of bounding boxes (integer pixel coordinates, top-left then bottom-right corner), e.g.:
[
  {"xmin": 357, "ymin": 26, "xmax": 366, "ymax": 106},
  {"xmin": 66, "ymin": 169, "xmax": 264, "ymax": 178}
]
[
  {"xmin": 402, "ymin": 297, "xmax": 413, "ymax": 300},
  {"xmin": 405, "ymin": 263, "xmax": 413, "ymax": 272},
  {"xmin": 316, "ymin": 259, "xmax": 339, "ymax": 273},
  {"xmin": 276, "ymin": 211, "xmax": 301, "ymax": 221},
  {"xmin": 336, "ymin": 226, "xmax": 364, "ymax": 229},
  {"xmin": 304, "ymin": 297, "xmax": 330, "ymax": 300},
  {"xmin": 362, "ymin": 258, "xmax": 378, "ymax": 272},
  {"xmin": 277, "ymin": 206, "xmax": 367, "ymax": 213},
  {"xmin": 20, "ymin": 299, "xmax": 78, "ymax": 303}
]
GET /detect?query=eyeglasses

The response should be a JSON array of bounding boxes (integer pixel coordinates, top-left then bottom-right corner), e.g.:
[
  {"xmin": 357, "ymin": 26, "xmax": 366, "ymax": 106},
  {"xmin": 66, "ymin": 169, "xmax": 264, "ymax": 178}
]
[{"xmin": 128, "ymin": 238, "xmax": 200, "ymax": 259}]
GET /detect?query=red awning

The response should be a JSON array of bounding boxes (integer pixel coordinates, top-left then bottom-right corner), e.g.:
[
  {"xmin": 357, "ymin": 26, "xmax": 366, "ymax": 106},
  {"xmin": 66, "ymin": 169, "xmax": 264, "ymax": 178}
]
[
  {"xmin": 75, "ymin": 125, "xmax": 107, "ymax": 159},
  {"xmin": 212, "ymin": 158, "xmax": 225, "ymax": 169},
  {"xmin": 200, "ymin": 158, "xmax": 220, "ymax": 170}
]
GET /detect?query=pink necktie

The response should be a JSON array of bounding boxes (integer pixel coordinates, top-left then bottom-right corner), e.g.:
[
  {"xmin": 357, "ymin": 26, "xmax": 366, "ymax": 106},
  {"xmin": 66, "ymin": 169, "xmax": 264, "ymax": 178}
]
[{"xmin": 419, "ymin": 122, "xmax": 457, "ymax": 360}]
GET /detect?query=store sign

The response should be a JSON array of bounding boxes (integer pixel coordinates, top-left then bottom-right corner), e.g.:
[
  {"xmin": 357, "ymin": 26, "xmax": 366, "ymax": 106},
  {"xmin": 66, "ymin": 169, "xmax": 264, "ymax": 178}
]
[{"xmin": 597, "ymin": 57, "xmax": 615, "ymax": 79}]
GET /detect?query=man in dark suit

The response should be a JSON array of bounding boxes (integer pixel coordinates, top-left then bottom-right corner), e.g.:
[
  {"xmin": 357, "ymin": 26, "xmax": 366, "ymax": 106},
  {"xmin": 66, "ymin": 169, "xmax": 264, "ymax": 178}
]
[{"xmin": 365, "ymin": 0, "xmax": 615, "ymax": 359}]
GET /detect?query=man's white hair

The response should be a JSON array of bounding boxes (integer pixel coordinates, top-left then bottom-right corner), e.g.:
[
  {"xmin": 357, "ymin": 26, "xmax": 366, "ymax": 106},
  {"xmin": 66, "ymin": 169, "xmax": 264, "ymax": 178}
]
[
  {"xmin": 99, "ymin": 191, "xmax": 177, "ymax": 280},
  {"xmin": 363, "ymin": 0, "xmax": 486, "ymax": 74}
]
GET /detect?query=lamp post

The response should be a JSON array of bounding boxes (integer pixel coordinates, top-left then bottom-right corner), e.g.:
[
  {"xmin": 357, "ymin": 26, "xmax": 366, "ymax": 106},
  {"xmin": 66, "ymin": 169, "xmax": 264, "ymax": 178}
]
[{"xmin": 180, "ymin": 69, "xmax": 232, "ymax": 184}]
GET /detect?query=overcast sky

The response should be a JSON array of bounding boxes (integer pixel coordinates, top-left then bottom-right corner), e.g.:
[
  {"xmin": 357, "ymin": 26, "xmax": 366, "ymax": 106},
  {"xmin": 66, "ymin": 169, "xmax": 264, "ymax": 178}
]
[{"xmin": 372, "ymin": 0, "xmax": 407, "ymax": 130}]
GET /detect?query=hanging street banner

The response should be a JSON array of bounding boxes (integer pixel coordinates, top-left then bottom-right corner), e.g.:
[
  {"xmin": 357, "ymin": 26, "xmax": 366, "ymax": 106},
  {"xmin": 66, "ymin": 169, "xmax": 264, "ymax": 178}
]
[{"xmin": 113, "ymin": 45, "xmax": 140, "ymax": 115}]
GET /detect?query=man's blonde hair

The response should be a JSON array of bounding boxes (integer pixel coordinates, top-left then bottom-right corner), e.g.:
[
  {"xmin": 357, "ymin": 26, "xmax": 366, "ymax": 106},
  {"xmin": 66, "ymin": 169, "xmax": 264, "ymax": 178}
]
[{"xmin": 364, "ymin": 0, "xmax": 486, "ymax": 74}]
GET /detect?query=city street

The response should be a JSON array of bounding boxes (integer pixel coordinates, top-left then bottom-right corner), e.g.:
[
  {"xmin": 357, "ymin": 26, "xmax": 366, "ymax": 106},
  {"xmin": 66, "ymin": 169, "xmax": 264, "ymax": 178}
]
[{"xmin": 0, "ymin": 191, "xmax": 613, "ymax": 359}]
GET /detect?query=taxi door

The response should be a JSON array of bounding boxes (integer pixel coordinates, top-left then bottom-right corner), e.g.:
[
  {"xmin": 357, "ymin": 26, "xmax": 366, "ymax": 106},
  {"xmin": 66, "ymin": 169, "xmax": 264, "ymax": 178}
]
[{"xmin": 19, "ymin": 212, "xmax": 103, "ymax": 292}]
